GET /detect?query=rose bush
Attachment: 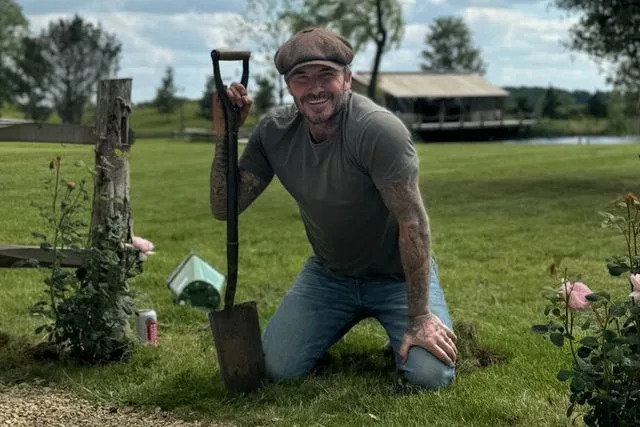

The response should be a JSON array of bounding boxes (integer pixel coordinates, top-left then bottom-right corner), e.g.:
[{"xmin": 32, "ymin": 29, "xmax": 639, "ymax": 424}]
[
  {"xmin": 533, "ymin": 194, "xmax": 640, "ymax": 427},
  {"xmin": 31, "ymin": 157, "xmax": 154, "ymax": 364}
]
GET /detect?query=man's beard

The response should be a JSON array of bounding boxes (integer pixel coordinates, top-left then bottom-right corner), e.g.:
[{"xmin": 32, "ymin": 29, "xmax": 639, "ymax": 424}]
[{"xmin": 297, "ymin": 89, "xmax": 350, "ymax": 125}]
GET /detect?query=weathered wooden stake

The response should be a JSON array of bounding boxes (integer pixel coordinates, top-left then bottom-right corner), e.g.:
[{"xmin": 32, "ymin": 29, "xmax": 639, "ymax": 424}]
[
  {"xmin": 0, "ymin": 79, "xmax": 134, "ymax": 269},
  {"xmin": 91, "ymin": 78, "xmax": 134, "ymax": 243}
]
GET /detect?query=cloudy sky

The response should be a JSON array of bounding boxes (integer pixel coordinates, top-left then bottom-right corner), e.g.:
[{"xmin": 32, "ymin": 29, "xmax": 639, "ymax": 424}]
[{"xmin": 15, "ymin": 0, "xmax": 610, "ymax": 103}]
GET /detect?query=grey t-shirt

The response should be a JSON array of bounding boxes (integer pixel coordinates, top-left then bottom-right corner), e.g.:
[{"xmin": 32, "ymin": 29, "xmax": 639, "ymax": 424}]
[{"xmin": 239, "ymin": 92, "xmax": 418, "ymax": 280}]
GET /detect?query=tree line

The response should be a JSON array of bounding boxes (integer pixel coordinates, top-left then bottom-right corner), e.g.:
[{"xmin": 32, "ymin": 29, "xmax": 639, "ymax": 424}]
[
  {"xmin": 504, "ymin": 87, "xmax": 638, "ymax": 122},
  {"xmin": 1, "ymin": 0, "xmax": 638, "ymax": 126}
]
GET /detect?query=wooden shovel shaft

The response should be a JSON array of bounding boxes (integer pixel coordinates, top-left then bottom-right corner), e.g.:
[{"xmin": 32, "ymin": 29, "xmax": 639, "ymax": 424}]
[
  {"xmin": 210, "ymin": 49, "xmax": 250, "ymax": 308},
  {"xmin": 225, "ymin": 126, "xmax": 239, "ymax": 309}
]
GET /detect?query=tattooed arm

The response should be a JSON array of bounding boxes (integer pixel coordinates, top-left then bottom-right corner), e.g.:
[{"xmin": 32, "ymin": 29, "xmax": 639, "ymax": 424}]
[
  {"xmin": 209, "ymin": 141, "xmax": 271, "ymax": 220},
  {"xmin": 210, "ymin": 82, "xmax": 272, "ymax": 220},
  {"xmin": 378, "ymin": 175, "xmax": 457, "ymax": 366}
]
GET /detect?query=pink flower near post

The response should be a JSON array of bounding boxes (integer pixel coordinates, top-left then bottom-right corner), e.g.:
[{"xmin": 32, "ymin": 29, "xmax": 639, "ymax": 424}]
[
  {"xmin": 558, "ymin": 281, "xmax": 592, "ymax": 311},
  {"xmin": 131, "ymin": 236, "xmax": 155, "ymax": 261},
  {"xmin": 629, "ymin": 274, "xmax": 640, "ymax": 302}
]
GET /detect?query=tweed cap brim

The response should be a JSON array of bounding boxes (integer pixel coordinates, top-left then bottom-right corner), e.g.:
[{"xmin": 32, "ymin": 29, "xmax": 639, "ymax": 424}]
[
  {"xmin": 284, "ymin": 59, "xmax": 346, "ymax": 80},
  {"xmin": 275, "ymin": 27, "xmax": 354, "ymax": 80}
]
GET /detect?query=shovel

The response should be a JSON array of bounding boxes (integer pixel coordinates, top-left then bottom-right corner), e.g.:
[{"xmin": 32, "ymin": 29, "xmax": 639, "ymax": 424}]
[{"xmin": 208, "ymin": 49, "xmax": 265, "ymax": 393}]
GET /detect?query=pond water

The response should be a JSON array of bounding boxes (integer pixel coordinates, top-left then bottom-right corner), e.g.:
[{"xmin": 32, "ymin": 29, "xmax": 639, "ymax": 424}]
[{"xmin": 506, "ymin": 135, "xmax": 640, "ymax": 145}]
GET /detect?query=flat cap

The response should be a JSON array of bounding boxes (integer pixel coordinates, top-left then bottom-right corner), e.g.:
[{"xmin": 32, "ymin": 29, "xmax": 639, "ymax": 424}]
[{"xmin": 274, "ymin": 27, "xmax": 354, "ymax": 80}]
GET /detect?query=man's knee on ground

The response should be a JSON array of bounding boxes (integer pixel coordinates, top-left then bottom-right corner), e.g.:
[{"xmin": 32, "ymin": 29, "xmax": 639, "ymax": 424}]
[
  {"xmin": 265, "ymin": 361, "xmax": 304, "ymax": 382},
  {"xmin": 400, "ymin": 347, "xmax": 455, "ymax": 390},
  {"xmin": 264, "ymin": 347, "xmax": 311, "ymax": 382},
  {"xmin": 403, "ymin": 364, "xmax": 455, "ymax": 390}
]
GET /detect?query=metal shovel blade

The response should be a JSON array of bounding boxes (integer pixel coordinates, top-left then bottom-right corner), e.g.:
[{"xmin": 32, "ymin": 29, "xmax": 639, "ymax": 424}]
[{"xmin": 209, "ymin": 301, "xmax": 265, "ymax": 393}]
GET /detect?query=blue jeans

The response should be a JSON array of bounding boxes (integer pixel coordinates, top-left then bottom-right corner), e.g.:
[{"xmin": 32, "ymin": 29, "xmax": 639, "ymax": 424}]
[{"xmin": 262, "ymin": 256, "xmax": 455, "ymax": 389}]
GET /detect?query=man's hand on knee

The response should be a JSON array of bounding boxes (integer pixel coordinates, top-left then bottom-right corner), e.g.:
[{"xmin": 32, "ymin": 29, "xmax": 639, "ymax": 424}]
[{"xmin": 398, "ymin": 313, "xmax": 457, "ymax": 367}]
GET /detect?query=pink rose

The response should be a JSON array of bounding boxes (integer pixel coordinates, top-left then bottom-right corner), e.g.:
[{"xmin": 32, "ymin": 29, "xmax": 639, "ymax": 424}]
[
  {"xmin": 558, "ymin": 281, "xmax": 592, "ymax": 311},
  {"xmin": 629, "ymin": 274, "xmax": 640, "ymax": 302},
  {"xmin": 131, "ymin": 236, "xmax": 155, "ymax": 260}
]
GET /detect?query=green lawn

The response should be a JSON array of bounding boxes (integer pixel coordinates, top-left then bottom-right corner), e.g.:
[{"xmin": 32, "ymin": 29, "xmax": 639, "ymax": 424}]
[{"xmin": 1, "ymin": 140, "xmax": 639, "ymax": 426}]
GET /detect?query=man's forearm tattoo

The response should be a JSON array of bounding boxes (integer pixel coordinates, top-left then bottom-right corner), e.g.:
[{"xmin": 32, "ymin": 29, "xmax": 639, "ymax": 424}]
[
  {"xmin": 210, "ymin": 140, "xmax": 228, "ymax": 219},
  {"xmin": 210, "ymin": 140, "xmax": 270, "ymax": 220},
  {"xmin": 379, "ymin": 178, "xmax": 431, "ymax": 319}
]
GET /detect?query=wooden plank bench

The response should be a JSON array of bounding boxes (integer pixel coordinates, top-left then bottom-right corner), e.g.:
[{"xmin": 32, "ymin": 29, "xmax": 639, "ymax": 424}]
[{"xmin": 0, "ymin": 245, "xmax": 85, "ymax": 268}]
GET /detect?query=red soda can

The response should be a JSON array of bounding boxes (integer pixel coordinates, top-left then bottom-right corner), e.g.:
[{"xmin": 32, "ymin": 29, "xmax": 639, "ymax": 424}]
[{"xmin": 137, "ymin": 309, "xmax": 158, "ymax": 346}]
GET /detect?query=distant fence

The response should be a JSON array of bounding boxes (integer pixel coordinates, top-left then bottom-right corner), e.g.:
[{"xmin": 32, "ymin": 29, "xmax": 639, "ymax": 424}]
[
  {"xmin": 134, "ymin": 128, "xmax": 250, "ymax": 142},
  {"xmin": 0, "ymin": 122, "xmax": 250, "ymax": 144},
  {"xmin": 0, "ymin": 78, "xmax": 135, "ymax": 268}
]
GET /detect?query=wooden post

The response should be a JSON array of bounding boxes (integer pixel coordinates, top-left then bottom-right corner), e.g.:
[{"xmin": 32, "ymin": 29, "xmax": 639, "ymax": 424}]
[{"xmin": 91, "ymin": 79, "xmax": 133, "ymax": 243}]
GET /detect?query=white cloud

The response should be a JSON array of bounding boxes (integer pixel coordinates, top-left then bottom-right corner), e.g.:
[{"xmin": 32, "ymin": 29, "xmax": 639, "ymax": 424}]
[
  {"xmin": 18, "ymin": 0, "xmax": 610, "ymax": 102},
  {"xmin": 464, "ymin": 7, "xmax": 573, "ymax": 48},
  {"xmin": 23, "ymin": 10, "xmax": 243, "ymax": 101},
  {"xmin": 463, "ymin": 7, "xmax": 608, "ymax": 90},
  {"xmin": 350, "ymin": 4, "xmax": 609, "ymax": 92},
  {"xmin": 401, "ymin": 23, "xmax": 429, "ymax": 49}
]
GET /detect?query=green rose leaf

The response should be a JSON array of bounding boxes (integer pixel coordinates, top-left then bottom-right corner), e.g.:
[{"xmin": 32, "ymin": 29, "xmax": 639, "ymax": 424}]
[
  {"xmin": 610, "ymin": 305, "xmax": 627, "ymax": 317},
  {"xmin": 580, "ymin": 336, "xmax": 599, "ymax": 348},
  {"xmin": 577, "ymin": 346, "xmax": 592, "ymax": 358},
  {"xmin": 607, "ymin": 262, "xmax": 629, "ymax": 276},
  {"xmin": 557, "ymin": 370, "xmax": 573, "ymax": 381},
  {"xmin": 550, "ymin": 332, "xmax": 564, "ymax": 347},
  {"xmin": 586, "ymin": 292, "xmax": 610, "ymax": 302},
  {"xmin": 570, "ymin": 376, "xmax": 585, "ymax": 392},
  {"xmin": 531, "ymin": 324, "xmax": 549, "ymax": 334}
]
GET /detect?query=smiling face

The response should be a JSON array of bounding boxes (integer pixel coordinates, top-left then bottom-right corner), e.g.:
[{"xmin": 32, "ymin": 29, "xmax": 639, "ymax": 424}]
[{"xmin": 286, "ymin": 64, "xmax": 352, "ymax": 125}]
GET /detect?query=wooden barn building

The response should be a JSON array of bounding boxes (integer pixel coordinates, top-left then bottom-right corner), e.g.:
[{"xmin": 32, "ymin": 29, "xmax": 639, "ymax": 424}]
[{"xmin": 352, "ymin": 72, "xmax": 533, "ymax": 141}]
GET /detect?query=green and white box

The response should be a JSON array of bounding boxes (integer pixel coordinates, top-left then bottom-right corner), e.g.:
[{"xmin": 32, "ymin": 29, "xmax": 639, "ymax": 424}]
[{"xmin": 167, "ymin": 253, "xmax": 226, "ymax": 309}]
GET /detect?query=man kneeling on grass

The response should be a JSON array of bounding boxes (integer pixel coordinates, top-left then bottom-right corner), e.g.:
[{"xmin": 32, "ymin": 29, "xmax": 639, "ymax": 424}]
[{"xmin": 210, "ymin": 27, "xmax": 457, "ymax": 389}]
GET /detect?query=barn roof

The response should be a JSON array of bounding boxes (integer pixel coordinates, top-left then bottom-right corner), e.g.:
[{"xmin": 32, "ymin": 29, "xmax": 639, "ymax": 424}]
[{"xmin": 352, "ymin": 72, "xmax": 509, "ymax": 99}]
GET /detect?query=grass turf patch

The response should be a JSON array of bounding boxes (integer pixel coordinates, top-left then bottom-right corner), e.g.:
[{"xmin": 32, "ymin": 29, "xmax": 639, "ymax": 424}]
[{"xmin": 1, "ymin": 140, "xmax": 639, "ymax": 425}]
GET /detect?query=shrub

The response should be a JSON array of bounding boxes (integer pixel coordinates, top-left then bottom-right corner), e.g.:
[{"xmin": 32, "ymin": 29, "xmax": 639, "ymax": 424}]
[
  {"xmin": 30, "ymin": 157, "xmax": 146, "ymax": 364},
  {"xmin": 533, "ymin": 193, "xmax": 640, "ymax": 426}
]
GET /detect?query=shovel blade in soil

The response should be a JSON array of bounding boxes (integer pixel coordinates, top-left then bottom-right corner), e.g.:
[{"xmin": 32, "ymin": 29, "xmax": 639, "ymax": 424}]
[{"xmin": 209, "ymin": 301, "xmax": 265, "ymax": 393}]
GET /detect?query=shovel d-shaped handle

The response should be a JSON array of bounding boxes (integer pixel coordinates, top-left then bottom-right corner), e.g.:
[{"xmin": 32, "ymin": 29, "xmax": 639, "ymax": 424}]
[
  {"xmin": 210, "ymin": 49, "xmax": 250, "ymax": 136},
  {"xmin": 211, "ymin": 50, "xmax": 250, "ymax": 112},
  {"xmin": 210, "ymin": 49, "xmax": 251, "ymax": 309}
]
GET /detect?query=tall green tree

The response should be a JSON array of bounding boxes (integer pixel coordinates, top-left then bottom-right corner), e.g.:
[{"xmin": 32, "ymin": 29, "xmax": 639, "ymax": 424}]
[
  {"xmin": 241, "ymin": 0, "xmax": 297, "ymax": 106},
  {"xmin": 551, "ymin": 1, "xmax": 640, "ymax": 107},
  {"xmin": 587, "ymin": 91, "xmax": 607, "ymax": 118},
  {"xmin": 199, "ymin": 76, "xmax": 215, "ymax": 120},
  {"xmin": 253, "ymin": 73, "xmax": 276, "ymax": 116},
  {"xmin": 421, "ymin": 16, "xmax": 486, "ymax": 74},
  {"xmin": 154, "ymin": 66, "xmax": 178, "ymax": 114},
  {"xmin": 37, "ymin": 15, "xmax": 121, "ymax": 124},
  {"xmin": 515, "ymin": 96, "xmax": 534, "ymax": 116},
  {"xmin": 285, "ymin": 0, "xmax": 404, "ymax": 100},
  {"xmin": 14, "ymin": 36, "xmax": 52, "ymax": 121},
  {"xmin": 542, "ymin": 86, "xmax": 560, "ymax": 119},
  {"xmin": 0, "ymin": 0, "xmax": 28, "ymax": 110}
]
